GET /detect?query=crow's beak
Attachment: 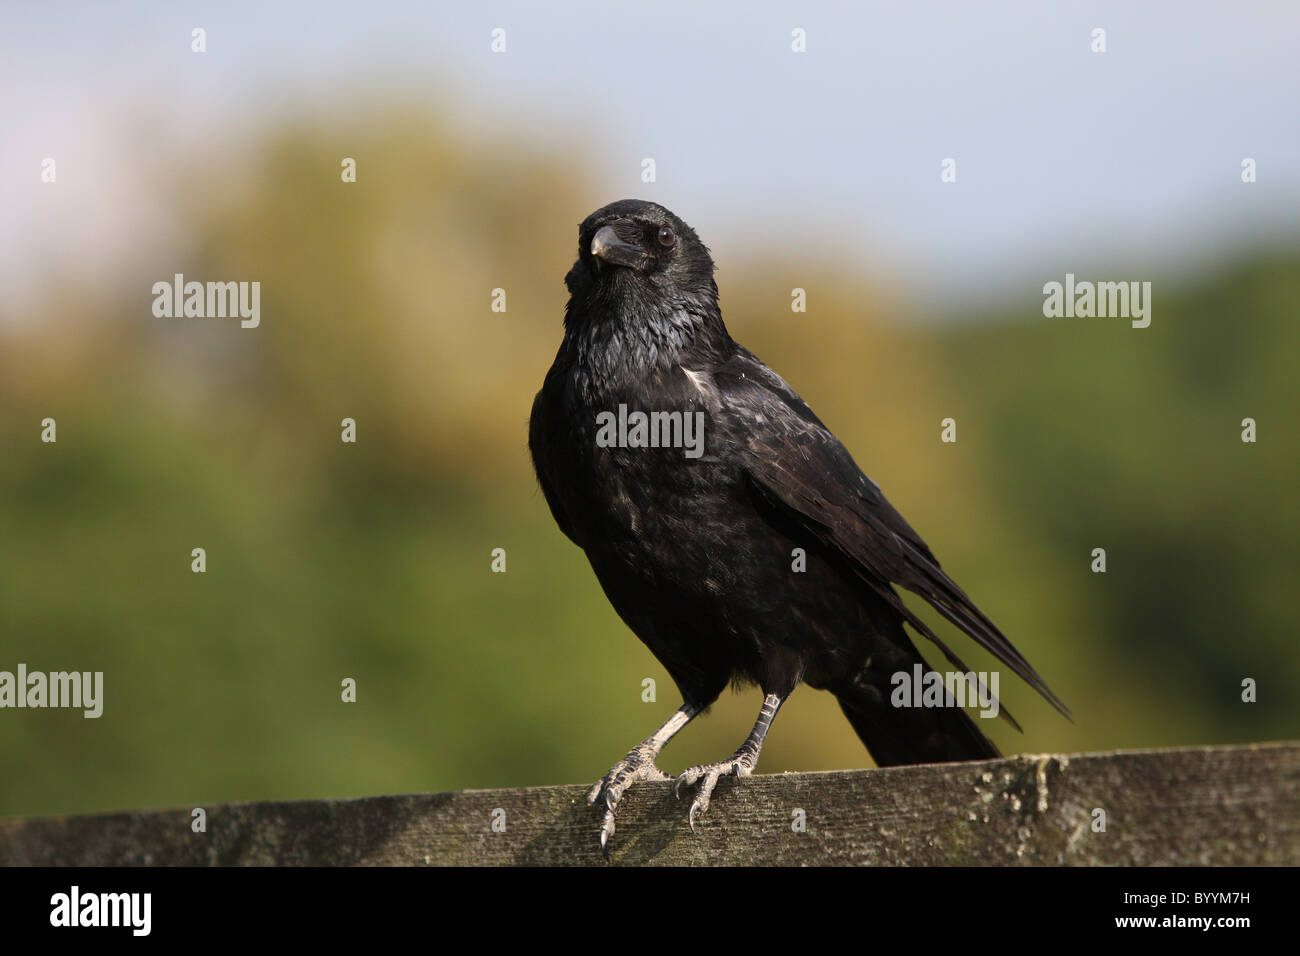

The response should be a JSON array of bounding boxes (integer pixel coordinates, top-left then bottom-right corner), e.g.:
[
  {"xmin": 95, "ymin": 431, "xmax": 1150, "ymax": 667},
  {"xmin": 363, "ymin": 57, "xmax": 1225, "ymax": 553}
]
[{"xmin": 590, "ymin": 224, "xmax": 646, "ymax": 270}]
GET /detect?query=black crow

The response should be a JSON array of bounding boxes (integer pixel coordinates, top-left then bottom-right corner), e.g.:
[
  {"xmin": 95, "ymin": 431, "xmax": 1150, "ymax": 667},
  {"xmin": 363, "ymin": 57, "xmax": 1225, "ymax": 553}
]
[{"xmin": 529, "ymin": 199, "xmax": 1069, "ymax": 852}]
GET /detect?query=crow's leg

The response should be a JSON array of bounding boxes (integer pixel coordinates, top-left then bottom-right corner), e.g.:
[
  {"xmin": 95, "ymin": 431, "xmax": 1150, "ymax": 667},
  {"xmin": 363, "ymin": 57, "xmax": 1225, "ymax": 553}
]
[
  {"xmin": 675, "ymin": 692, "xmax": 785, "ymax": 830},
  {"xmin": 588, "ymin": 702, "xmax": 699, "ymax": 853}
]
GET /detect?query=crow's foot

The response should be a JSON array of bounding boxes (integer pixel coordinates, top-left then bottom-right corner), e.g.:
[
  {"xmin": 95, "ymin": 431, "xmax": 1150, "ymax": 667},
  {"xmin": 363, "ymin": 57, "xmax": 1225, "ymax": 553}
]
[
  {"xmin": 674, "ymin": 750, "xmax": 758, "ymax": 831},
  {"xmin": 587, "ymin": 743, "xmax": 671, "ymax": 855}
]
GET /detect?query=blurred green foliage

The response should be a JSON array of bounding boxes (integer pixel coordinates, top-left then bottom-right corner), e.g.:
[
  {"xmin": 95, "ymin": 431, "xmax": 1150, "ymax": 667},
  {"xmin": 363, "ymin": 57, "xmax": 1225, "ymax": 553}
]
[{"xmin": 1, "ymin": 111, "xmax": 1295, "ymax": 819}]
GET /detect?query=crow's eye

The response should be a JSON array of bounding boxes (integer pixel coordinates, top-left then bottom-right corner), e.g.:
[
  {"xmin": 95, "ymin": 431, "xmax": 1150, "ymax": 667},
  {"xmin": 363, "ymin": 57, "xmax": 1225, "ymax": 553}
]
[{"xmin": 657, "ymin": 226, "xmax": 676, "ymax": 248}]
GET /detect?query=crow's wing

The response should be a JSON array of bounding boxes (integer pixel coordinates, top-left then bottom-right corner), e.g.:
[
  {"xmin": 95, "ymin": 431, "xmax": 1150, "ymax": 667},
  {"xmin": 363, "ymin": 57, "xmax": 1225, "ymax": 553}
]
[
  {"xmin": 529, "ymin": 381, "xmax": 581, "ymax": 546},
  {"xmin": 712, "ymin": 347, "xmax": 1071, "ymax": 723}
]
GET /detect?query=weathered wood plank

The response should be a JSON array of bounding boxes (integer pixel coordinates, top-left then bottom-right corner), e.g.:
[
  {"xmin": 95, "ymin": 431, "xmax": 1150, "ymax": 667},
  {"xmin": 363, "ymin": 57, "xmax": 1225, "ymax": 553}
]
[{"xmin": 2, "ymin": 743, "xmax": 1296, "ymax": 865}]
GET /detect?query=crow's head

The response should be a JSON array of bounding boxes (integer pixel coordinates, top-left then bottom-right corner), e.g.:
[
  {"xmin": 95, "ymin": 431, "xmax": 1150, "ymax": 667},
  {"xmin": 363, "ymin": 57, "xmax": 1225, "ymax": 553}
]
[{"xmin": 564, "ymin": 200, "xmax": 722, "ymax": 340}]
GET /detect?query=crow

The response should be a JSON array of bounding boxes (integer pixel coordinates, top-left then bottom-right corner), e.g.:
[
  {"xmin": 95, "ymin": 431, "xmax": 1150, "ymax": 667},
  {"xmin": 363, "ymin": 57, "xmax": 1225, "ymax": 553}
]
[{"xmin": 529, "ymin": 199, "xmax": 1070, "ymax": 852}]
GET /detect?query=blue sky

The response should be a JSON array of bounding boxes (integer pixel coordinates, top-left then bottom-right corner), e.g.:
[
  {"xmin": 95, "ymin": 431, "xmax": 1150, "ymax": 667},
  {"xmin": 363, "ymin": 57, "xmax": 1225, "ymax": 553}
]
[{"xmin": 3, "ymin": 1, "xmax": 1297, "ymax": 316}]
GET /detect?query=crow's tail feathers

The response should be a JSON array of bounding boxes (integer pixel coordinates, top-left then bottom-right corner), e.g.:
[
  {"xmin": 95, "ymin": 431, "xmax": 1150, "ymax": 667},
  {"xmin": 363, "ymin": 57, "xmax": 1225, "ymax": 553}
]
[{"xmin": 832, "ymin": 653, "xmax": 1000, "ymax": 766}]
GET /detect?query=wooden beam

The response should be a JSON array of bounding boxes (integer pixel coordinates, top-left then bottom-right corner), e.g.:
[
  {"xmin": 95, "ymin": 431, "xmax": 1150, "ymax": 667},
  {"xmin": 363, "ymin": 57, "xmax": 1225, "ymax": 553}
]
[{"xmin": 2, "ymin": 743, "xmax": 1296, "ymax": 865}]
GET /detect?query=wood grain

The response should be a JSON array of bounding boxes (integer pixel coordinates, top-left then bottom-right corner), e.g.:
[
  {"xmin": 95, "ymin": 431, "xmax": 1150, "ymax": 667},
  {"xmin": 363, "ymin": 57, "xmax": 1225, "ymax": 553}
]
[{"xmin": 2, "ymin": 743, "xmax": 1295, "ymax": 866}]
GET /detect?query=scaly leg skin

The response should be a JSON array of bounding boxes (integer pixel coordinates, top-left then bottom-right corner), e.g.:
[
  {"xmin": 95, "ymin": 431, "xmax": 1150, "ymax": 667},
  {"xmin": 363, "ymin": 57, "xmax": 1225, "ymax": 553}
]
[
  {"xmin": 587, "ymin": 703, "xmax": 697, "ymax": 855},
  {"xmin": 675, "ymin": 692, "xmax": 785, "ymax": 831}
]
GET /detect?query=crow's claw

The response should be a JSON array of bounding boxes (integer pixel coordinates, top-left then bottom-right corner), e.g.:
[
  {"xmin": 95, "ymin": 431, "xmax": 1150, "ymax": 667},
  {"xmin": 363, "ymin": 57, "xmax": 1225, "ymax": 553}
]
[
  {"xmin": 675, "ymin": 754, "xmax": 756, "ymax": 831},
  {"xmin": 587, "ymin": 743, "xmax": 671, "ymax": 856}
]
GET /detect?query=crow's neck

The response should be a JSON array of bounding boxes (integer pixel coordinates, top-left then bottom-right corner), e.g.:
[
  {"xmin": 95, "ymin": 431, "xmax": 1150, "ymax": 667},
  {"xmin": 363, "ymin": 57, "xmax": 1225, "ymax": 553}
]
[{"xmin": 563, "ymin": 293, "xmax": 733, "ymax": 398}]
